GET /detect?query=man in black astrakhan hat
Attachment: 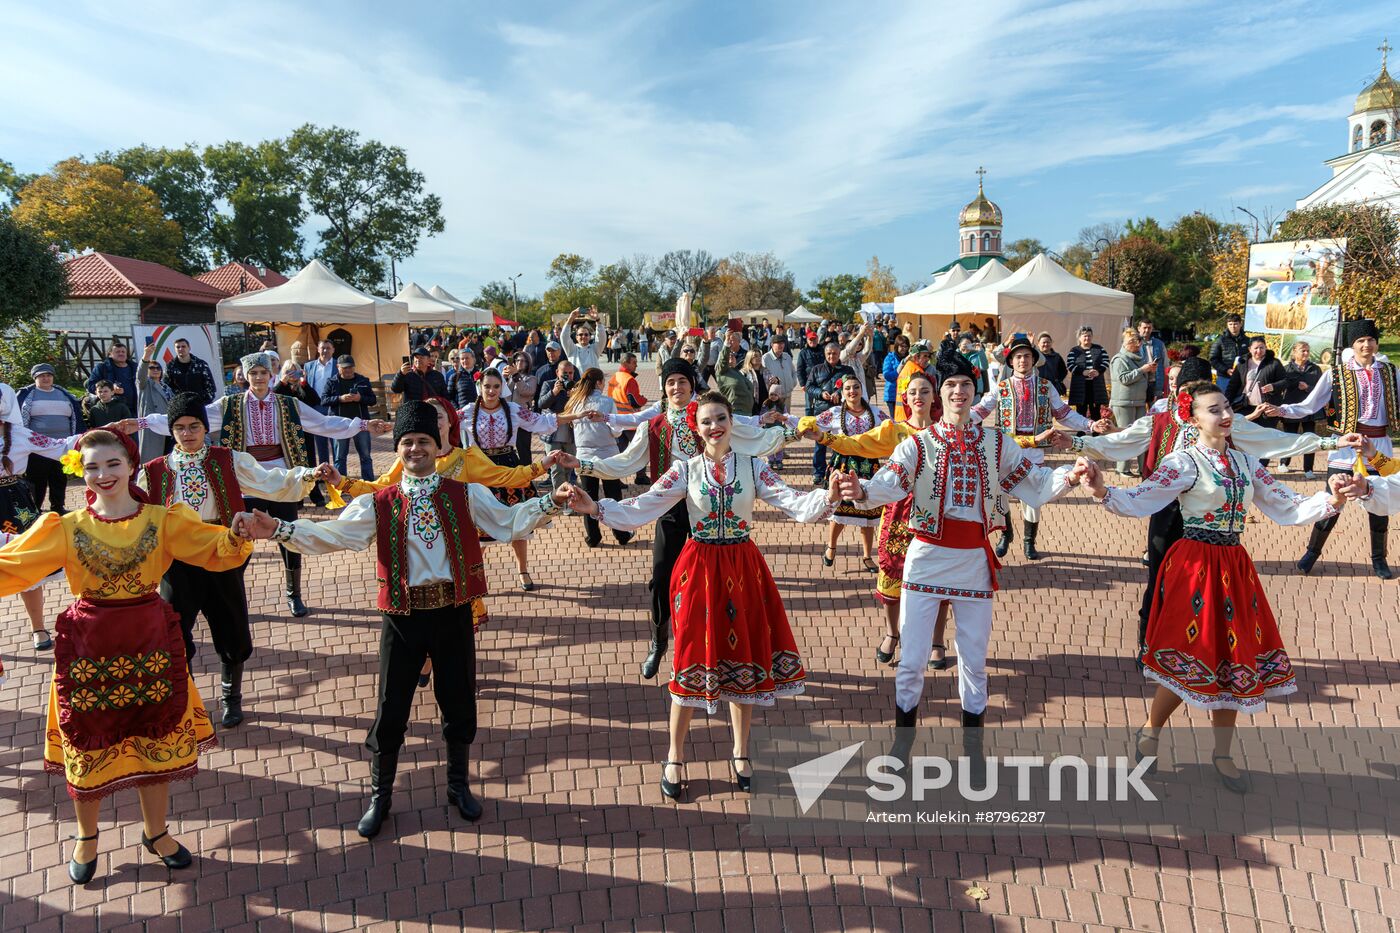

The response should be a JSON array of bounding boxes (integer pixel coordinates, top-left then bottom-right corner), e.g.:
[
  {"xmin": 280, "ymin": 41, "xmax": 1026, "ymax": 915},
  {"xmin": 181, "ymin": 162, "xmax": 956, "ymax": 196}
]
[{"xmin": 234, "ymin": 401, "xmax": 572, "ymax": 837}]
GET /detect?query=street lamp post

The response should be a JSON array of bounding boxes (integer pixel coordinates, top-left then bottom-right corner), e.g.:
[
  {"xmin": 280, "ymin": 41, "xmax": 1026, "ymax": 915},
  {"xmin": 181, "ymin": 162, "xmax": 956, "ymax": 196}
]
[
  {"xmin": 508, "ymin": 273, "xmax": 523, "ymax": 320},
  {"xmin": 1233, "ymin": 205, "xmax": 1263, "ymax": 243},
  {"xmin": 1093, "ymin": 237, "xmax": 1116, "ymax": 289}
]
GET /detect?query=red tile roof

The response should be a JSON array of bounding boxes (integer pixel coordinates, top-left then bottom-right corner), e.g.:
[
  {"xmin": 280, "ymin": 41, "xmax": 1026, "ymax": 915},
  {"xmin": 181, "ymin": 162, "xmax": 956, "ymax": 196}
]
[
  {"xmin": 64, "ymin": 252, "xmax": 228, "ymax": 305},
  {"xmin": 196, "ymin": 261, "xmax": 290, "ymax": 296}
]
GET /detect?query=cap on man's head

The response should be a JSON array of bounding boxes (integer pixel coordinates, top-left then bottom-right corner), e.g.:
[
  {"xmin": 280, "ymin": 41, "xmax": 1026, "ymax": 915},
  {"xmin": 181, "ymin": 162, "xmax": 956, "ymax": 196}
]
[
  {"xmin": 546, "ymin": 340, "xmax": 563, "ymax": 351},
  {"xmin": 337, "ymin": 354, "xmax": 356, "ymax": 367},
  {"xmin": 412, "ymin": 346, "xmax": 432, "ymax": 358},
  {"xmin": 30, "ymin": 363, "xmax": 55, "ymax": 377},
  {"xmin": 806, "ymin": 330, "xmax": 818, "ymax": 339}
]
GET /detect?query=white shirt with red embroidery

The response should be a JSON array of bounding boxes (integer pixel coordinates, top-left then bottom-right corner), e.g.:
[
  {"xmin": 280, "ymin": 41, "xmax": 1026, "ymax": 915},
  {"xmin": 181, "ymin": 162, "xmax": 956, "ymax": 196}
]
[
  {"xmin": 459, "ymin": 401, "xmax": 556, "ymax": 449},
  {"xmin": 1277, "ymin": 358, "xmax": 1400, "ymax": 468},
  {"xmin": 0, "ymin": 427, "xmax": 82, "ymax": 477}
]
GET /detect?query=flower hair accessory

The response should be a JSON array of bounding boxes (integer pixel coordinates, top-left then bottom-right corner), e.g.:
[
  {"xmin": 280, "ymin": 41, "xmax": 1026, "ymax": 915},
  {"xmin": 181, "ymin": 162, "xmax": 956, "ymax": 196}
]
[
  {"xmin": 684, "ymin": 400, "xmax": 700, "ymax": 436},
  {"xmin": 60, "ymin": 448, "xmax": 84, "ymax": 477},
  {"xmin": 1176, "ymin": 389, "xmax": 1193, "ymax": 421}
]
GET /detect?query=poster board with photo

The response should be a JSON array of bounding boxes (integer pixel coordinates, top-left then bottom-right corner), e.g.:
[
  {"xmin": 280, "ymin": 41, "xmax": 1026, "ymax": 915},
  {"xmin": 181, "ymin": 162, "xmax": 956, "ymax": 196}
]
[
  {"xmin": 1243, "ymin": 238, "xmax": 1344, "ymax": 356},
  {"xmin": 131, "ymin": 324, "xmax": 222, "ymax": 378}
]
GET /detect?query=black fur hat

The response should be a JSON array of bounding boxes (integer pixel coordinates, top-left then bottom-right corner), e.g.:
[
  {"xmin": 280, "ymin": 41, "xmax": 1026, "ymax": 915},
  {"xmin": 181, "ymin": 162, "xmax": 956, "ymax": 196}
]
[
  {"xmin": 1341, "ymin": 318, "xmax": 1380, "ymax": 347},
  {"xmin": 660, "ymin": 357, "xmax": 697, "ymax": 392},
  {"xmin": 393, "ymin": 400, "xmax": 441, "ymax": 449},
  {"xmin": 1176, "ymin": 355, "xmax": 1213, "ymax": 386},
  {"xmin": 167, "ymin": 392, "xmax": 209, "ymax": 431}
]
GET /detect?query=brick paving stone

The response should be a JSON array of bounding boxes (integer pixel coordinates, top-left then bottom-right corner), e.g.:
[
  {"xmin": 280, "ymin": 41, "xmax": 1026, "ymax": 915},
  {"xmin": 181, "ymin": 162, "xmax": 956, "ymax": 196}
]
[{"xmin": 0, "ymin": 365, "xmax": 1396, "ymax": 931}]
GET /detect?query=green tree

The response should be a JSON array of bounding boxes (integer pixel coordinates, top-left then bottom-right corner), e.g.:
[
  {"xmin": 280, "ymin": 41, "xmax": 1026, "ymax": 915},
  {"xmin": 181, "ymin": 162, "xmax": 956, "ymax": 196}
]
[
  {"xmin": 475, "ymin": 280, "xmax": 517, "ymax": 312},
  {"xmin": 0, "ymin": 212, "xmax": 69, "ymax": 329},
  {"xmin": 1090, "ymin": 235, "xmax": 1173, "ymax": 318},
  {"xmin": 98, "ymin": 144, "xmax": 214, "ymax": 273},
  {"xmin": 542, "ymin": 253, "xmax": 596, "ymax": 317},
  {"xmin": 807, "ymin": 273, "xmax": 864, "ymax": 322},
  {"xmin": 12, "ymin": 158, "xmax": 183, "ymax": 266},
  {"xmin": 0, "ymin": 320, "xmax": 76, "ymax": 388},
  {"xmin": 1002, "ymin": 238, "xmax": 1046, "ymax": 271},
  {"xmin": 203, "ymin": 139, "xmax": 306, "ymax": 272},
  {"xmin": 287, "ymin": 124, "xmax": 445, "ymax": 292},
  {"xmin": 0, "ymin": 158, "xmax": 37, "ymax": 208}
]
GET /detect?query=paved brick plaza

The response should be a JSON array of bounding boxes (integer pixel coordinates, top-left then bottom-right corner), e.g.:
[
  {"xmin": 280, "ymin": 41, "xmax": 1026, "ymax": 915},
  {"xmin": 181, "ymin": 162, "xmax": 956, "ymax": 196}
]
[{"xmin": 1, "ymin": 369, "xmax": 1397, "ymax": 932}]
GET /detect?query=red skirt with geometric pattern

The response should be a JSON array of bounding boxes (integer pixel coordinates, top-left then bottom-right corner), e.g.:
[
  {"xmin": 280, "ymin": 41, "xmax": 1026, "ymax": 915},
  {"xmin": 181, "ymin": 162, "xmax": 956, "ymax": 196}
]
[
  {"xmin": 874, "ymin": 497, "xmax": 913, "ymax": 603},
  {"xmin": 668, "ymin": 538, "xmax": 805, "ymax": 713},
  {"xmin": 1141, "ymin": 536, "xmax": 1297, "ymax": 714}
]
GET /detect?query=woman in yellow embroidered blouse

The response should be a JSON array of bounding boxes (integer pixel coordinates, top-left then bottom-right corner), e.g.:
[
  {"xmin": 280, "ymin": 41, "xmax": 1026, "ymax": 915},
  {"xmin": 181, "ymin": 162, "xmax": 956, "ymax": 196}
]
[
  {"xmin": 0, "ymin": 430, "xmax": 251, "ymax": 885},
  {"xmin": 797, "ymin": 370, "xmax": 952, "ymax": 669}
]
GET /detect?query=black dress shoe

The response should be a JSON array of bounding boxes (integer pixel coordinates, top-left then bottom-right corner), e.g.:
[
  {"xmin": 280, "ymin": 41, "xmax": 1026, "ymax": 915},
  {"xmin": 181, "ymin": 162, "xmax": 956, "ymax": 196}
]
[
  {"xmin": 141, "ymin": 829, "xmax": 192, "ymax": 869},
  {"xmin": 1212, "ymin": 755, "xmax": 1249, "ymax": 794},
  {"xmin": 219, "ymin": 662, "xmax": 244, "ymax": 728},
  {"xmin": 660, "ymin": 761, "xmax": 685, "ymax": 800},
  {"xmin": 357, "ymin": 797, "xmax": 392, "ymax": 838},
  {"xmin": 68, "ymin": 832, "xmax": 98, "ymax": 885},
  {"xmin": 993, "ymin": 523, "xmax": 1013, "ymax": 559},
  {"xmin": 875, "ymin": 634, "xmax": 899, "ymax": 665},
  {"xmin": 730, "ymin": 757, "xmax": 752, "ymax": 793},
  {"xmin": 1373, "ymin": 558, "xmax": 1394, "ymax": 581},
  {"xmin": 1296, "ymin": 549, "xmax": 1320, "ymax": 574},
  {"xmin": 640, "ymin": 641, "xmax": 664, "ymax": 679}
]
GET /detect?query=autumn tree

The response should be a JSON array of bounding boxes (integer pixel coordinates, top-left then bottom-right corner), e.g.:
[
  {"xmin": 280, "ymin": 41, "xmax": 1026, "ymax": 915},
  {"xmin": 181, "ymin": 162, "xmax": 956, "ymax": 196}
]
[
  {"xmin": 861, "ymin": 256, "xmax": 898, "ymax": 302},
  {"xmin": 0, "ymin": 211, "xmax": 68, "ymax": 329},
  {"xmin": 98, "ymin": 144, "xmax": 214, "ymax": 273},
  {"xmin": 287, "ymin": 124, "xmax": 445, "ymax": 292},
  {"xmin": 12, "ymin": 158, "xmax": 183, "ymax": 266},
  {"xmin": 1207, "ymin": 231, "xmax": 1251, "ymax": 323},
  {"xmin": 807, "ymin": 273, "xmax": 864, "ymax": 322},
  {"xmin": 1276, "ymin": 202, "xmax": 1400, "ymax": 328},
  {"xmin": 1090, "ymin": 235, "xmax": 1173, "ymax": 317},
  {"xmin": 1002, "ymin": 238, "xmax": 1046, "ymax": 271},
  {"xmin": 203, "ymin": 140, "xmax": 306, "ymax": 272}
]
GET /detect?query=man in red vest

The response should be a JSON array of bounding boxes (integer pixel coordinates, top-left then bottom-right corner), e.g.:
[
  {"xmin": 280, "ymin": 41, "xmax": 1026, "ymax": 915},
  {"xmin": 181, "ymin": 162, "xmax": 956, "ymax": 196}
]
[
  {"xmin": 138, "ymin": 392, "xmax": 322, "ymax": 728},
  {"xmin": 235, "ymin": 401, "xmax": 571, "ymax": 837}
]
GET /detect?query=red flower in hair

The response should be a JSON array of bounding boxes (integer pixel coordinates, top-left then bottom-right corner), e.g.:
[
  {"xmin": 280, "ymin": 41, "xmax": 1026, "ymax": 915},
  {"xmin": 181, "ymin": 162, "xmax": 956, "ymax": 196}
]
[
  {"xmin": 1176, "ymin": 390, "xmax": 1193, "ymax": 421},
  {"xmin": 684, "ymin": 400, "xmax": 700, "ymax": 436}
]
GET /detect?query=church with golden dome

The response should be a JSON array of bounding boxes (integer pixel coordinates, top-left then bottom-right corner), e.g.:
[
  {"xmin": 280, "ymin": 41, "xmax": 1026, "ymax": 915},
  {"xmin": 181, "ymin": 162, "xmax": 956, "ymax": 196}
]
[
  {"xmin": 934, "ymin": 167, "xmax": 1005, "ymax": 274},
  {"xmin": 1296, "ymin": 39, "xmax": 1400, "ymax": 211}
]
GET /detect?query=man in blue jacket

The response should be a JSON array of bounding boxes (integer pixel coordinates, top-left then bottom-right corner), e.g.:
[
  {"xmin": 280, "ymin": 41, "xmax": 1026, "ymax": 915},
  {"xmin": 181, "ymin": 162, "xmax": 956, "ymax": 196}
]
[
  {"xmin": 85, "ymin": 341, "xmax": 137, "ymax": 402},
  {"xmin": 882, "ymin": 333, "xmax": 909, "ymax": 419}
]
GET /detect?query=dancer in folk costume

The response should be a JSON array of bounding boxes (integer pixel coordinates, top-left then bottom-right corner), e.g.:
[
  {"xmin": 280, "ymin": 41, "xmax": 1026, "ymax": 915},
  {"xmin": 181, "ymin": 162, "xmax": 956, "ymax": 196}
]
[
  {"xmin": 1074, "ymin": 355, "xmax": 1358, "ymax": 663},
  {"xmin": 136, "ymin": 393, "xmax": 320, "ymax": 728},
  {"xmin": 0, "ymin": 430, "xmax": 253, "ymax": 883},
  {"xmin": 1080, "ymin": 382, "xmax": 1357, "ymax": 793},
  {"xmin": 970, "ymin": 334, "xmax": 1110, "ymax": 560},
  {"xmin": 585, "ymin": 358, "xmax": 788, "ymax": 679},
  {"xmin": 799, "ymin": 369, "xmax": 954, "ymax": 668},
  {"xmin": 138, "ymin": 350, "xmax": 391, "ymax": 616},
  {"xmin": 564, "ymin": 391, "xmax": 841, "ymax": 800},
  {"xmin": 459, "ymin": 368, "xmax": 594, "ymax": 591},
  {"xmin": 1259, "ymin": 318, "xmax": 1399, "ymax": 579},
  {"xmin": 839, "ymin": 348, "xmax": 1080, "ymax": 746},
  {"xmin": 807, "ymin": 375, "xmax": 886, "ymax": 570},
  {"xmin": 235, "ymin": 402, "xmax": 572, "ymax": 837},
  {"xmin": 0, "ymin": 416, "xmax": 88, "ymax": 653}
]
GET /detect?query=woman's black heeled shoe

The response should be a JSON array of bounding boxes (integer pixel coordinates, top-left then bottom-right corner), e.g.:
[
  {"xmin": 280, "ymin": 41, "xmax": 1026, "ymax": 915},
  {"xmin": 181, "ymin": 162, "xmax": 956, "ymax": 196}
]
[
  {"xmin": 417, "ymin": 672, "xmax": 431, "ymax": 688},
  {"xmin": 861, "ymin": 556, "xmax": 878, "ymax": 573},
  {"xmin": 141, "ymin": 829, "xmax": 193, "ymax": 869},
  {"xmin": 822, "ymin": 548, "xmax": 835, "ymax": 567},
  {"xmin": 660, "ymin": 761, "xmax": 685, "ymax": 801},
  {"xmin": 1132, "ymin": 726, "xmax": 1160, "ymax": 775},
  {"xmin": 1212, "ymin": 754, "xmax": 1249, "ymax": 794},
  {"xmin": 875, "ymin": 634, "xmax": 899, "ymax": 664},
  {"xmin": 730, "ymin": 757, "xmax": 752, "ymax": 793},
  {"xmin": 68, "ymin": 832, "xmax": 99, "ymax": 885},
  {"xmin": 926, "ymin": 643, "xmax": 949, "ymax": 671}
]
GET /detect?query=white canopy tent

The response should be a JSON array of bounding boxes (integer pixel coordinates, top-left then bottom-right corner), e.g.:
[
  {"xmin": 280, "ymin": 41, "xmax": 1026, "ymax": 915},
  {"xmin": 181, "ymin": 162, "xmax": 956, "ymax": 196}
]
[
  {"xmin": 741, "ymin": 308, "xmax": 784, "ymax": 322},
  {"xmin": 954, "ymin": 253, "xmax": 1133, "ymax": 351},
  {"xmin": 427, "ymin": 285, "xmax": 495, "ymax": 326},
  {"xmin": 892, "ymin": 264, "xmax": 970, "ymax": 315},
  {"xmin": 896, "ymin": 261, "xmax": 1010, "ymax": 339},
  {"xmin": 394, "ymin": 282, "xmax": 466, "ymax": 325},
  {"xmin": 215, "ymin": 259, "xmax": 411, "ymax": 379},
  {"xmin": 785, "ymin": 305, "xmax": 821, "ymax": 323}
]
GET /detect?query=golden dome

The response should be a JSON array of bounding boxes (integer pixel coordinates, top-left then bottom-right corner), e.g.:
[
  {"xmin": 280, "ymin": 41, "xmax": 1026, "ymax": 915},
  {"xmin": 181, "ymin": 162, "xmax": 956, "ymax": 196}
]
[
  {"xmin": 959, "ymin": 181, "xmax": 1002, "ymax": 228},
  {"xmin": 1356, "ymin": 65, "xmax": 1399, "ymax": 112}
]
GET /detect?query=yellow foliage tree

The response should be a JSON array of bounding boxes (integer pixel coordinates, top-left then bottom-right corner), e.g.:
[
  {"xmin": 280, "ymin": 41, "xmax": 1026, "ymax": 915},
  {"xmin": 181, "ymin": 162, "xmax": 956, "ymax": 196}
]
[
  {"xmin": 862, "ymin": 255, "xmax": 898, "ymax": 303},
  {"xmin": 1206, "ymin": 231, "xmax": 1250, "ymax": 323},
  {"xmin": 13, "ymin": 158, "xmax": 183, "ymax": 267}
]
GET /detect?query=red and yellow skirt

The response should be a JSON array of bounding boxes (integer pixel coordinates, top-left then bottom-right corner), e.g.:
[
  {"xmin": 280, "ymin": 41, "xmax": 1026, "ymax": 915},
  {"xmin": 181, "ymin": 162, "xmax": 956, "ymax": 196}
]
[
  {"xmin": 1141, "ymin": 535, "xmax": 1297, "ymax": 714},
  {"xmin": 668, "ymin": 538, "xmax": 805, "ymax": 713},
  {"xmin": 43, "ymin": 593, "xmax": 216, "ymax": 800},
  {"xmin": 875, "ymin": 497, "xmax": 913, "ymax": 603}
]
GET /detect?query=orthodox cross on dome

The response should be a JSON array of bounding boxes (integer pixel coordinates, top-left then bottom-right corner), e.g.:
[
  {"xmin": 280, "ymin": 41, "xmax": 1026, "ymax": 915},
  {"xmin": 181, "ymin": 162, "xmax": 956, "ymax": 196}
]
[
  {"xmin": 1381, "ymin": 38, "xmax": 1392, "ymax": 70},
  {"xmin": 975, "ymin": 165, "xmax": 987, "ymax": 189}
]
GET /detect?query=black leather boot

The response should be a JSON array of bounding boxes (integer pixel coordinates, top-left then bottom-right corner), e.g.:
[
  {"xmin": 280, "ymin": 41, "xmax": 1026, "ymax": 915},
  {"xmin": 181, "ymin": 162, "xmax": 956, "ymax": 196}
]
[
  {"xmin": 1371, "ymin": 530, "xmax": 1393, "ymax": 581},
  {"xmin": 640, "ymin": 620, "xmax": 668, "ymax": 679},
  {"xmin": 890, "ymin": 704, "xmax": 917, "ymax": 772},
  {"xmin": 357, "ymin": 751, "xmax": 397, "ymax": 838},
  {"xmin": 1022, "ymin": 519, "xmax": 1042, "ymax": 561},
  {"xmin": 219, "ymin": 662, "xmax": 244, "ymax": 728},
  {"xmin": 993, "ymin": 522, "xmax": 1013, "ymax": 558},
  {"xmin": 446, "ymin": 740, "xmax": 484, "ymax": 822},
  {"xmin": 960, "ymin": 708, "xmax": 986, "ymax": 780},
  {"xmin": 1297, "ymin": 521, "xmax": 1332, "ymax": 574},
  {"xmin": 284, "ymin": 566, "xmax": 308, "ymax": 617}
]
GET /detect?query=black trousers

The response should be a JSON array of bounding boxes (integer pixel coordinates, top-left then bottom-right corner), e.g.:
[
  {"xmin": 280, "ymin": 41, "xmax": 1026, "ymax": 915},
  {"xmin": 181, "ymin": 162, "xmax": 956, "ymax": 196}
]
[
  {"xmin": 1279, "ymin": 419, "xmax": 1315, "ymax": 472},
  {"xmin": 245, "ymin": 497, "xmax": 301, "ymax": 570},
  {"xmin": 163, "ymin": 558, "xmax": 252, "ymax": 665},
  {"xmin": 649, "ymin": 499, "xmax": 692, "ymax": 637},
  {"xmin": 366, "ymin": 603, "xmax": 477, "ymax": 755},
  {"xmin": 1139, "ymin": 502, "xmax": 1184, "ymax": 653},
  {"xmin": 581, "ymin": 474, "xmax": 633, "ymax": 546},
  {"xmin": 1308, "ymin": 466, "xmax": 1389, "ymax": 553},
  {"xmin": 25, "ymin": 456, "xmax": 67, "ymax": 513},
  {"xmin": 1252, "ymin": 415, "xmax": 1278, "ymax": 465}
]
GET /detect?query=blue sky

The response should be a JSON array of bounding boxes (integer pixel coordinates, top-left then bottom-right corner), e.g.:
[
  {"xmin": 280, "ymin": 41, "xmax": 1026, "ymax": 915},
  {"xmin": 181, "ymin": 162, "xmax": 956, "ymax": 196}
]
[{"xmin": 0, "ymin": 0, "xmax": 1393, "ymax": 298}]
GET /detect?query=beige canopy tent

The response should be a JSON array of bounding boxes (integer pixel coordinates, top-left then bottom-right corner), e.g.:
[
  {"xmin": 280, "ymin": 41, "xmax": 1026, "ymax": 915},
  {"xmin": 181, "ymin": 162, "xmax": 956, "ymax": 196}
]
[
  {"xmin": 785, "ymin": 305, "xmax": 821, "ymax": 323},
  {"xmin": 953, "ymin": 254, "xmax": 1133, "ymax": 351},
  {"xmin": 394, "ymin": 282, "xmax": 467, "ymax": 326},
  {"xmin": 895, "ymin": 261, "xmax": 1009, "ymax": 340},
  {"xmin": 427, "ymin": 286, "xmax": 495, "ymax": 326},
  {"xmin": 215, "ymin": 259, "xmax": 411, "ymax": 380},
  {"xmin": 741, "ymin": 308, "xmax": 784, "ymax": 322},
  {"xmin": 892, "ymin": 264, "xmax": 970, "ymax": 318}
]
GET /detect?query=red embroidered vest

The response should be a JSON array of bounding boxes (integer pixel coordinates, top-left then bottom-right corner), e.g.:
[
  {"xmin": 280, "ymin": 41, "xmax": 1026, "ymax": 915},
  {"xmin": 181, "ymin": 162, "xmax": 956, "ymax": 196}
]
[
  {"xmin": 372, "ymin": 479, "xmax": 487, "ymax": 615},
  {"xmin": 142, "ymin": 447, "xmax": 247, "ymax": 526},
  {"xmin": 1143, "ymin": 410, "xmax": 1184, "ymax": 476},
  {"xmin": 647, "ymin": 408, "xmax": 699, "ymax": 478}
]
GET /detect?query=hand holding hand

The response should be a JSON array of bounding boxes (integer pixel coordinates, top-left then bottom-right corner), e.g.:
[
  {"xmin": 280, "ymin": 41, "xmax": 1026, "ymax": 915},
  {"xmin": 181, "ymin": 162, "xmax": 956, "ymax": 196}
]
[
  {"xmin": 1046, "ymin": 430, "xmax": 1073, "ymax": 451},
  {"xmin": 1090, "ymin": 417, "xmax": 1112, "ymax": 435},
  {"xmin": 366, "ymin": 419, "xmax": 393, "ymax": 436},
  {"xmin": 827, "ymin": 468, "xmax": 847, "ymax": 503},
  {"xmin": 559, "ymin": 482, "xmax": 597, "ymax": 516},
  {"xmin": 555, "ymin": 450, "xmax": 580, "ymax": 471},
  {"xmin": 313, "ymin": 462, "xmax": 343, "ymax": 486},
  {"xmin": 760, "ymin": 409, "xmax": 784, "ymax": 426},
  {"xmin": 233, "ymin": 508, "xmax": 280, "ymax": 540},
  {"xmin": 104, "ymin": 418, "xmax": 140, "ymax": 435},
  {"xmin": 1261, "ymin": 383, "xmax": 1274, "ymax": 395},
  {"xmin": 1327, "ymin": 473, "xmax": 1362, "ymax": 507}
]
